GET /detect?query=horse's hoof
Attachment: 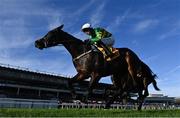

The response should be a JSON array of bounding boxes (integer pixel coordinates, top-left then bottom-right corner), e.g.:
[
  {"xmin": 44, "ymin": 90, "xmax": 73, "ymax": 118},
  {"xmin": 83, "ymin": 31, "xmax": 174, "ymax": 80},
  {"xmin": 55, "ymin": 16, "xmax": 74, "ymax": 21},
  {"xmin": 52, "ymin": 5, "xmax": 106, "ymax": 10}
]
[
  {"xmin": 104, "ymin": 106, "xmax": 110, "ymax": 109},
  {"xmin": 104, "ymin": 104, "xmax": 111, "ymax": 109},
  {"xmin": 72, "ymin": 94, "xmax": 77, "ymax": 99},
  {"xmin": 137, "ymin": 107, "xmax": 142, "ymax": 111},
  {"xmin": 81, "ymin": 96, "xmax": 88, "ymax": 103}
]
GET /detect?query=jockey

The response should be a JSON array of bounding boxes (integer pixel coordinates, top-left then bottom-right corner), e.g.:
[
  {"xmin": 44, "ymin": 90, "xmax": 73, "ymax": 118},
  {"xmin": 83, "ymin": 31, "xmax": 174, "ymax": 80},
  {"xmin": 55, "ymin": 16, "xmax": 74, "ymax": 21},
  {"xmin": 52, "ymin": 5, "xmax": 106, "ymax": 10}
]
[{"xmin": 81, "ymin": 23, "xmax": 115, "ymax": 57}]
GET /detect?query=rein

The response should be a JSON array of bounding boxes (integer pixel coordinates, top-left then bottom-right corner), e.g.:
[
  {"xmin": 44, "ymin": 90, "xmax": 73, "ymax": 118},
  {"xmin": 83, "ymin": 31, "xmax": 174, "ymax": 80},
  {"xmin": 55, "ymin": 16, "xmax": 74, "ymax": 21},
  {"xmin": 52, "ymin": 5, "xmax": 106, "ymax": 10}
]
[{"xmin": 73, "ymin": 50, "xmax": 92, "ymax": 61}]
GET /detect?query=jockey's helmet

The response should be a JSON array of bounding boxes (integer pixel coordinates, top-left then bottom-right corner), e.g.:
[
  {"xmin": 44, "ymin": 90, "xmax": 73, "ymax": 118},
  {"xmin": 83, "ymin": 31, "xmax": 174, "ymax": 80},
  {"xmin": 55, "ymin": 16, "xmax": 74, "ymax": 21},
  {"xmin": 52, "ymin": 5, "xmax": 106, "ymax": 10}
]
[{"xmin": 81, "ymin": 23, "xmax": 92, "ymax": 32}]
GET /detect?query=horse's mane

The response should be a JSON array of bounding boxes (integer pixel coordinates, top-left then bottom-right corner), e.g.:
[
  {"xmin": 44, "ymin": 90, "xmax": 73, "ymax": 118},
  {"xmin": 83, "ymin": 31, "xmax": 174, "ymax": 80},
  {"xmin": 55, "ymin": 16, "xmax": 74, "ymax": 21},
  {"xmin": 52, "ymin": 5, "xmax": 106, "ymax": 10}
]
[{"xmin": 61, "ymin": 30, "xmax": 84, "ymax": 45}]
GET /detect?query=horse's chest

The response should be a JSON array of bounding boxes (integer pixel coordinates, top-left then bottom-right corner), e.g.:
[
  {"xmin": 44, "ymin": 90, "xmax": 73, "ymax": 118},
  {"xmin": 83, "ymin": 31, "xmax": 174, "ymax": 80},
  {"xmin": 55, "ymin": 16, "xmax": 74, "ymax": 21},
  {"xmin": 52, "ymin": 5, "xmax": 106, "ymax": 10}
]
[{"xmin": 73, "ymin": 57, "xmax": 92, "ymax": 72}]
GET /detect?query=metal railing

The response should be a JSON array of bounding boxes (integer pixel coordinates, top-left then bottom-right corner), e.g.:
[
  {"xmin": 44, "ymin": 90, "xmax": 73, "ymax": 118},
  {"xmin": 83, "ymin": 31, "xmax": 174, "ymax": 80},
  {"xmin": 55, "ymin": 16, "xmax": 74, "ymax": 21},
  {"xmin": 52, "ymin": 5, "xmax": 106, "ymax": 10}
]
[
  {"xmin": 0, "ymin": 98, "xmax": 58, "ymax": 108},
  {"xmin": 58, "ymin": 103, "xmax": 180, "ymax": 110},
  {"xmin": 0, "ymin": 98, "xmax": 180, "ymax": 109}
]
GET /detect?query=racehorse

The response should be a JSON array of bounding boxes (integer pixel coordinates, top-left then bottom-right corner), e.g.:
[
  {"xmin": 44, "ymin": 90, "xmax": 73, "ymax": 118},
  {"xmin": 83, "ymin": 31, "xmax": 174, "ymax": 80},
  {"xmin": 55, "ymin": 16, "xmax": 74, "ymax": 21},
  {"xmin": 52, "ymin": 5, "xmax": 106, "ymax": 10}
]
[{"xmin": 34, "ymin": 25, "xmax": 160, "ymax": 110}]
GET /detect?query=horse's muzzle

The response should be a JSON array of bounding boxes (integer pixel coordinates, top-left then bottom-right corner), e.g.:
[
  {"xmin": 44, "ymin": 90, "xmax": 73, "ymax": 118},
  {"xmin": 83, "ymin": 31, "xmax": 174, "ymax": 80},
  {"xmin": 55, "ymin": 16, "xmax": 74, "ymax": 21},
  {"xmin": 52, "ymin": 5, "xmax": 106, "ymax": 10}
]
[{"xmin": 35, "ymin": 40, "xmax": 44, "ymax": 50}]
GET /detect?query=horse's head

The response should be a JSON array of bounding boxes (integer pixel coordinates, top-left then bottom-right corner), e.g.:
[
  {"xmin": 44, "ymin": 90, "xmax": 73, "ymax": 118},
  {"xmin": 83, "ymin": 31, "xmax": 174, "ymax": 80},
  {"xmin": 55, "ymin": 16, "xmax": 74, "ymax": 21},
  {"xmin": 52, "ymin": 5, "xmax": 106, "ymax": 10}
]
[{"xmin": 35, "ymin": 25, "xmax": 64, "ymax": 49}]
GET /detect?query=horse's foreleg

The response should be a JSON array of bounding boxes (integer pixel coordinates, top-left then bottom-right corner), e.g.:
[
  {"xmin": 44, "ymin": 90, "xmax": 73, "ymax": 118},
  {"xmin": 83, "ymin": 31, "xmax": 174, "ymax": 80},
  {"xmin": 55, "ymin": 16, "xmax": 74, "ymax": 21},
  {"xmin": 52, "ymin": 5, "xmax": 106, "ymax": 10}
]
[
  {"xmin": 104, "ymin": 84, "xmax": 119, "ymax": 100},
  {"xmin": 105, "ymin": 88, "xmax": 122, "ymax": 109},
  {"xmin": 85, "ymin": 73, "xmax": 101, "ymax": 102},
  {"xmin": 68, "ymin": 73, "xmax": 79, "ymax": 99},
  {"xmin": 68, "ymin": 73, "xmax": 89, "ymax": 99},
  {"xmin": 104, "ymin": 75, "xmax": 119, "ymax": 99}
]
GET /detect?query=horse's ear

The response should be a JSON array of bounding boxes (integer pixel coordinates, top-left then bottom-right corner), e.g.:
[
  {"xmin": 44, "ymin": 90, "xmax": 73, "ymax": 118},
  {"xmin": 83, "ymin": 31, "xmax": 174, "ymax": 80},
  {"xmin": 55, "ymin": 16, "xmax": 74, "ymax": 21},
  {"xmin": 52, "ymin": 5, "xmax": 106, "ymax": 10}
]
[{"xmin": 58, "ymin": 24, "xmax": 64, "ymax": 30}]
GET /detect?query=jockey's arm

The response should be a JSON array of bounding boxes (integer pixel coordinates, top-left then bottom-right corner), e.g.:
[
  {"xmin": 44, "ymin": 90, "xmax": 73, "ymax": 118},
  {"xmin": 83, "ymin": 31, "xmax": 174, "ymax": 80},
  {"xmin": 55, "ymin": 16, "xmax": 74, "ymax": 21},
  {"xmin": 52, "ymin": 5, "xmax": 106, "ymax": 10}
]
[
  {"xmin": 90, "ymin": 28, "xmax": 104, "ymax": 44},
  {"xmin": 90, "ymin": 28, "xmax": 112, "ymax": 44}
]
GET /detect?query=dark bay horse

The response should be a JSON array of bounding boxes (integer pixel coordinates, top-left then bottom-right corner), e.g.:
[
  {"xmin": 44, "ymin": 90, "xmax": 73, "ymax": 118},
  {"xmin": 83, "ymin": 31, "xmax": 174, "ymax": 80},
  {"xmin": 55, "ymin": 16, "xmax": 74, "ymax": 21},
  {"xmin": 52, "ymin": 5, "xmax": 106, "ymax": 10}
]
[{"xmin": 34, "ymin": 25, "xmax": 160, "ymax": 110}]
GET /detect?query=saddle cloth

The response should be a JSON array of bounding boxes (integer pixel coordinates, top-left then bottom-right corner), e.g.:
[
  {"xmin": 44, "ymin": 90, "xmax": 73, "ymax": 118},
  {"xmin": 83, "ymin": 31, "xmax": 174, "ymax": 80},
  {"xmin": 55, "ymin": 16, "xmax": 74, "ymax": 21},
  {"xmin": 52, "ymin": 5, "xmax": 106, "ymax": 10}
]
[{"xmin": 97, "ymin": 47, "xmax": 120, "ymax": 61}]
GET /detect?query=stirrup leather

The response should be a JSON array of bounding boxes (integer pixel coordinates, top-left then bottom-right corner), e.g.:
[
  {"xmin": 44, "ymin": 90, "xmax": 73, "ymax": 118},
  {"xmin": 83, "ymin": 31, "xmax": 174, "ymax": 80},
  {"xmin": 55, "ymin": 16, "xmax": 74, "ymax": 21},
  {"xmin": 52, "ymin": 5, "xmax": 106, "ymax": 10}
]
[{"xmin": 97, "ymin": 47, "xmax": 120, "ymax": 61}]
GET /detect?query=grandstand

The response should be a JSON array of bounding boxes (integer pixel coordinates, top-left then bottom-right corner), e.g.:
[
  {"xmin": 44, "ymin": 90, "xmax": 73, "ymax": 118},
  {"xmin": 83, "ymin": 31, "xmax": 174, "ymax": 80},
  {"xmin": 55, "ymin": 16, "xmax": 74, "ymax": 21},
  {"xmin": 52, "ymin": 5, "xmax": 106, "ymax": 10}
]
[
  {"xmin": 0, "ymin": 63, "xmax": 109, "ymax": 108},
  {"xmin": 0, "ymin": 63, "xmax": 177, "ymax": 109},
  {"xmin": 0, "ymin": 63, "xmax": 110, "ymax": 98}
]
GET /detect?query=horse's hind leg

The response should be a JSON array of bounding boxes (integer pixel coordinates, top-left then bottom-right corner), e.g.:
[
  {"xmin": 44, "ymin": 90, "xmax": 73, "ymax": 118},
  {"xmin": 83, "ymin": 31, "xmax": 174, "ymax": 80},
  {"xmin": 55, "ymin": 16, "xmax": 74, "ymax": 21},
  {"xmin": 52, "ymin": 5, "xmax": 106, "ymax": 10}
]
[
  {"xmin": 125, "ymin": 51, "xmax": 137, "ymax": 86},
  {"xmin": 137, "ymin": 91, "xmax": 145, "ymax": 111},
  {"xmin": 144, "ymin": 88, "xmax": 149, "ymax": 98},
  {"xmin": 83, "ymin": 72, "xmax": 101, "ymax": 102},
  {"xmin": 143, "ymin": 77, "xmax": 150, "ymax": 98}
]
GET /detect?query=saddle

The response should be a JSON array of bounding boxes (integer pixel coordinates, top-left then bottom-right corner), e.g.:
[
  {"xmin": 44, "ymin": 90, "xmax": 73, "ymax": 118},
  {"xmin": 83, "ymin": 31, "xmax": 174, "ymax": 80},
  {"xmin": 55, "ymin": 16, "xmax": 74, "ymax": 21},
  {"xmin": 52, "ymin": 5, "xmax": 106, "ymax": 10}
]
[{"xmin": 97, "ymin": 46, "xmax": 120, "ymax": 61}]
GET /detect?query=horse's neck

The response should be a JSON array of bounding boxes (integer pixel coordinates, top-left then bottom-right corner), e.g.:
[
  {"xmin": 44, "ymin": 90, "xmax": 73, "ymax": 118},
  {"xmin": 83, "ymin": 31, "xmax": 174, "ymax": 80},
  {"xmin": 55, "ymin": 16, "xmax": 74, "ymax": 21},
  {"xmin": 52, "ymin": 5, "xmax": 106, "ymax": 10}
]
[
  {"xmin": 59, "ymin": 32, "xmax": 85, "ymax": 58},
  {"xmin": 63, "ymin": 43, "xmax": 84, "ymax": 58}
]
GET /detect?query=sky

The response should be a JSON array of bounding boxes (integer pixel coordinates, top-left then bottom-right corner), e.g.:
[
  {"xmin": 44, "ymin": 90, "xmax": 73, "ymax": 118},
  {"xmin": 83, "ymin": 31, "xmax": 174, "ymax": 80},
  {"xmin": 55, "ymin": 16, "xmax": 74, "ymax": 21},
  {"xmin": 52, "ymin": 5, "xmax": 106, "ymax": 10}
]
[{"xmin": 0, "ymin": 0, "xmax": 180, "ymax": 97}]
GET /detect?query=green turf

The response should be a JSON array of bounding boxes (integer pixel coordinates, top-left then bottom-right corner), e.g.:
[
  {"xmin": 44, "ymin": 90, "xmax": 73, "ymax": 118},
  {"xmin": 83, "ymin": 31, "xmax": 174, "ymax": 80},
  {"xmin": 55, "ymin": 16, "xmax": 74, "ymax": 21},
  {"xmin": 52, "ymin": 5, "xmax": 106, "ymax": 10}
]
[{"xmin": 0, "ymin": 108, "xmax": 180, "ymax": 117}]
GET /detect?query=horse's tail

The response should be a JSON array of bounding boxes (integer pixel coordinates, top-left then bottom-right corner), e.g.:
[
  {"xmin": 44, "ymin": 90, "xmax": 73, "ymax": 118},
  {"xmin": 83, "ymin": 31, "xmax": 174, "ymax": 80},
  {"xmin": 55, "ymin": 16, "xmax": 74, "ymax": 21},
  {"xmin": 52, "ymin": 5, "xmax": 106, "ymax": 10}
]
[
  {"xmin": 151, "ymin": 74, "xmax": 160, "ymax": 91},
  {"xmin": 142, "ymin": 62, "xmax": 160, "ymax": 91}
]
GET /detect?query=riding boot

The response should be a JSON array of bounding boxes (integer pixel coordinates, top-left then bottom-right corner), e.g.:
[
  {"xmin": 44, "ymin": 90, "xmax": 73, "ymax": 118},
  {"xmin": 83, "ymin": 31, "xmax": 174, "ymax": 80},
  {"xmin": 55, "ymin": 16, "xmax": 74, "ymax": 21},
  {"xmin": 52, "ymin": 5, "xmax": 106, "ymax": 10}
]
[{"xmin": 97, "ymin": 40, "xmax": 113, "ymax": 57}]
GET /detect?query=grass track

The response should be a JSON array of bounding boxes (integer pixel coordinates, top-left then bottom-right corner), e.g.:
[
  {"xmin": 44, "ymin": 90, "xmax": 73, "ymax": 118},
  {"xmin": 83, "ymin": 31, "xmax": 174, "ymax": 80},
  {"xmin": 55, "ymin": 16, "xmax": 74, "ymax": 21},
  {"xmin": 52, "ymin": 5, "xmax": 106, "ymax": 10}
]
[{"xmin": 0, "ymin": 108, "xmax": 180, "ymax": 117}]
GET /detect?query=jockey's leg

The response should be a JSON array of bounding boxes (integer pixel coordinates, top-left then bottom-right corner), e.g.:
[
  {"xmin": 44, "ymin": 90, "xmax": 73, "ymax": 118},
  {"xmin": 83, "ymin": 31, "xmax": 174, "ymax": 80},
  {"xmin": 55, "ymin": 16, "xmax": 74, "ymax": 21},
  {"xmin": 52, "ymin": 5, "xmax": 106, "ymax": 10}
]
[
  {"xmin": 97, "ymin": 40, "xmax": 113, "ymax": 57},
  {"xmin": 99, "ymin": 37, "xmax": 115, "ymax": 57}
]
